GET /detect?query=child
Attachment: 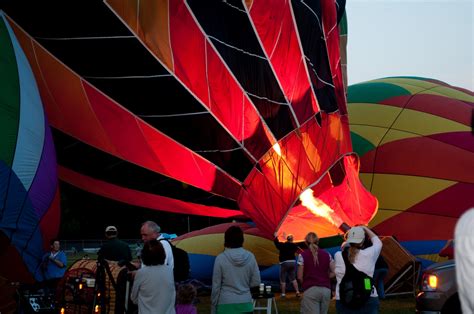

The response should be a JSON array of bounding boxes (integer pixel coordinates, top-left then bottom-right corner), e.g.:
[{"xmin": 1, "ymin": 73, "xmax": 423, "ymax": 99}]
[{"xmin": 176, "ymin": 283, "xmax": 197, "ymax": 314}]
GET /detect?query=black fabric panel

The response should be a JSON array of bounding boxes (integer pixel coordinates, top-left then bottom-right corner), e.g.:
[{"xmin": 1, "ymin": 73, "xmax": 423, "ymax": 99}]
[
  {"xmin": 88, "ymin": 77, "xmax": 201, "ymax": 116},
  {"xmin": 291, "ymin": 0, "xmax": 339, "ymax": 113},
  {"xmin": 53, "ymin": 129, "xmax": 240, "ymax": 210},
  {"xmin": 36, "ymin": 38, "xmax": 166, "ymax": 78},
  {"xmin": 3, "ymin": 0, "xmax": 130, "ymax": 38},
  {"xmin": 187, "ymin": 0, "xmax": 297, "ymax": 140}
]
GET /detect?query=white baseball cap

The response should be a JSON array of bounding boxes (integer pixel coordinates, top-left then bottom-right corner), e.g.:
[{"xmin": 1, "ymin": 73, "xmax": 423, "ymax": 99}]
[
  {"xmin": 346, "ymin": 226, "xmax": 365, "ymax": 244},
  {"xmin": 105, "ymin": 225, "xmax": 117, "ymax": 233}
]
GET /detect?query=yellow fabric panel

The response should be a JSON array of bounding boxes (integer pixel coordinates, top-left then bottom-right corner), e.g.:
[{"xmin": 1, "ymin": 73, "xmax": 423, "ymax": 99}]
[
  {"xmin": 393, "ymin": 108, "xmax": 470, "ymax": 135},
  {"xmin": 350, "ymin": 125, "xmax": 387, "ymax": 147},
  {"xmin": 379, "ymin": 129, "xmax": 420, "ymax": 146},
  {"xmin": 348, "ymin": 103, "xmax": 402, "ymax": 127},
  {"xmin": 421, "ymin": 86, "xmax": 474, "ymax": 103},
  {"xmin": 371, "ymin": 174, "xmax": 456, "ymax": 212},
  {"xmin": 176, "ymin": 234, "xmax": 278, "ymax": 266},
  {"xmin": 371, "ymin": 78, "xmax": 439, "ymax": 90},
  {"xmin": 107, "ymin": 0, "xmax": 174, "ymax": 70},
  {"xmin": 368, "ymin": 208, "xmax": 399, "ymax": 228},
  {"xmin": 359, "ymin": 173, "xmax": 374, "ymax": 190},
  {"xmin": 417, "ymin": 254, "xmax": 449, "ymax": 264},
  {"xmin": 386, "ymin": 82, "xmax": 425, "ymax": 94}
]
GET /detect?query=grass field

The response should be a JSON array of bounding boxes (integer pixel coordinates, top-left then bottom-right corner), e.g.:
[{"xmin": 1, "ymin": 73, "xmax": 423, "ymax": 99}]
[{"xmin": 194, "ymin": 293, "xmax": 416, "ymax": 313}]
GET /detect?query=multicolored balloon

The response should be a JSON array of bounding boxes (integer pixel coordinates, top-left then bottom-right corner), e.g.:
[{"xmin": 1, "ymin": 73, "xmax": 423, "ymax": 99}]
[
  {"xmin": 348, "ymin": 77, "xmax": 473, "ymax": 260},
  {"xmin": 0, "ymin": 12, "xmax": 60, "ymax": 283}
]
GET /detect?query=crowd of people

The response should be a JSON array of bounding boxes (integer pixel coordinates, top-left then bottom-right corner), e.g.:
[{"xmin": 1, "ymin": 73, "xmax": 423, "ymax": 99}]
[{"xmin": 46, "ymin": 222, "xmax": 389, "ymax": 314}]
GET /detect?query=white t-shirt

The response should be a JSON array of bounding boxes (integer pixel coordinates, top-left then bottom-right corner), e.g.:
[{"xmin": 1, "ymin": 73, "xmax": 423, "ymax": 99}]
[
  {"xmin": 334, "ymin": 236, "xmax": 382, "ymax": 299},
  {"xmin": 157, "ymin": 235, "xmax": 174, "ymax": 270}
]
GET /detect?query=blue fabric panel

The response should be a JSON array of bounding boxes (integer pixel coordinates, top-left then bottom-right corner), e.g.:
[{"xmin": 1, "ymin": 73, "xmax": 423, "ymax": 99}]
[
  {"xmin": 3, "ymin": 14, "xmax": 44, "ymax": 192},
  {"xmin": 0, "ymin": 161, "xmax": 44, "ymax": 281}
]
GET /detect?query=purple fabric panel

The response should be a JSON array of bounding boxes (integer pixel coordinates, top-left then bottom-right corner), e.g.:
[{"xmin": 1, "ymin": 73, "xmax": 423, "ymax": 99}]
[{"xmin": 28, "ymin": 118, "xmax": 58, "ymax": 218}]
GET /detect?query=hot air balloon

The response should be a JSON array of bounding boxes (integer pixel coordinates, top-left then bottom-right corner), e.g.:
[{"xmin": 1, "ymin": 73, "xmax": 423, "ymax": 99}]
[
  {"xmin": 347, "ymin": 77, "xmax": 474, "ymax": 263},
  {"xmin": 2, "ymin": 0, "xmax": 376, "ymax": 243},
  {"xmin": 173, "ymin": 221, "xmax": 343, "ymax": 282},
  {"xmin": 0, "ymin": 12, "xmax": 60, "ymax": 286}
]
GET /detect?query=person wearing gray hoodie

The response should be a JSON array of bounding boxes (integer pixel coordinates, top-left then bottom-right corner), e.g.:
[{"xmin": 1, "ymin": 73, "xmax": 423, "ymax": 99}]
[{"xmin": 211, "ymin": 225, "xmax": 261, "ymax": 314}]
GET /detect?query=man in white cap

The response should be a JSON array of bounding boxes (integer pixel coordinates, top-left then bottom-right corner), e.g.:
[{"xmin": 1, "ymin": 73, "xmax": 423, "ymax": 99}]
[{"xmin": 98, "ymin": 225, "xmax": 132, "ymax": 262}]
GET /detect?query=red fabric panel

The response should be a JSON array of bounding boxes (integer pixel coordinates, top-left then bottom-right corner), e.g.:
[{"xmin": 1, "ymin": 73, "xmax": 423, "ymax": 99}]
[
  {"xmin": 405, "ymin": 94, "xmax": 473, "ymax": 126},
  {"xmin": 379, "ymin": 95, "xmax": 411, "ymax": 108},
  {"xmin": 248, "ymin": 0, "xmax": 319, "ymax": 124},
  {"xmin": 58, "ymin": 166, "xmax": 244, "ymax": 218},
  {"xmin": 318, "ymin": 155, "xmax": 377, "ymax": 226},
  {"xmin": 405, "ymin": 182, "xmax": 474, "ymax": 217},
  {"xmin": 373, "ymin": 211, "xmax": 457, "ymax": 241},
  {"xmin": 320, "ymin": 0, "xmax": 346, "ymax": 114},
  {"xmin": 429, "ymin": 132, "xmax": 474, "ymax": 153},
  {"xmin": 83, "ymin": 82, "xmax": 241, "ymax": 199},
  {"xmin": 0, "ymin": 233, "xmax": 34, "ymax": 284},
  {"xmin": 381, "ymin": 94, "xmax": 473, "ymax": 126},
  {"xmin": 168, "ymin": 0, "xmax": 272, "ymax": 159},
  {"xmin": 239, "ymin": 169, "xmax": 288, "ymax": 236},
  {"xmin": 360, "ymin": 136, "xmax": 474, "ymax": 183}
]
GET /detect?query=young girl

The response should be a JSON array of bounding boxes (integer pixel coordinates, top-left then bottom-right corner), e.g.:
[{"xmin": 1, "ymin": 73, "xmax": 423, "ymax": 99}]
[{"xmin": 175, "ymin": 283, "xmax": 197, "ymax": 314}]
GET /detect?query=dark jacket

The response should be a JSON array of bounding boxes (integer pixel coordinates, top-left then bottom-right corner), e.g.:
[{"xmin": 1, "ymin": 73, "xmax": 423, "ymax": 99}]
[
  {"xmin": 274, "ymin": 238, "xmax": 298, "ymax": 262},
  {"xmin": 98, "ymin": 238, "xmax": 132, "ymax": 262}
]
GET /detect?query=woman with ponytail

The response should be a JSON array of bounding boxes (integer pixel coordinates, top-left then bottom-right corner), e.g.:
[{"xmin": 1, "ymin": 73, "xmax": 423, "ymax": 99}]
[
  {"xmin": 334, "ymin": 226, "xmax": 382, "ymax": 313},
  {"xmin": 297, "ymin": 232, "xmax": 335, "ymax": 314}
]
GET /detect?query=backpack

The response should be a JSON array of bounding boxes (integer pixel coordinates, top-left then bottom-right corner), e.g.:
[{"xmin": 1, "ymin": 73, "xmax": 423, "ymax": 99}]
[
  {"xmin": 160, "ymin": 239, "xmax": 190, "ymax": 282},
  {"xmin": 339, "ymin": 248, "xmax": 374, "ymax": 309}
]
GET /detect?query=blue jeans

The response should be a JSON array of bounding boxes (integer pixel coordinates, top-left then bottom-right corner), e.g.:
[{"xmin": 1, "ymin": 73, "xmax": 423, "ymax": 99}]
[
  {"xmin": 336, "ymin": 297, "xmax": 380, "ymax": 314},
  {"xmin": 373, "ymin": 268, "xmax": 388, "ymax": 299}
]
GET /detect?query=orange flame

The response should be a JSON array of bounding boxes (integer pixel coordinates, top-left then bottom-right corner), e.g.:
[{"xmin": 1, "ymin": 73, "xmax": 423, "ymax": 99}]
[
  {"xmin": 300, "ymin": 189, "xmax": 343, "ymax": 227},
  {"xmin": 272, "ymin": 143, "xmax": 282, "ymax": 156}
]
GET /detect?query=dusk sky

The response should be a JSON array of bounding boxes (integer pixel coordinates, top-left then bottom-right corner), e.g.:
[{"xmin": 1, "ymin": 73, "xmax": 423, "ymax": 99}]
[{"xmin": 346, "ymin": 0, "xmax": 473, "ymax": 91}]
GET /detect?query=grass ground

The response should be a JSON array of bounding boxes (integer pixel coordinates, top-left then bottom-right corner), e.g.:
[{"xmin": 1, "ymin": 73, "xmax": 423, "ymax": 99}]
[
  {"xmin": 67, "ymin": 254, "xmax": 416, "ymax": 313},
  {"xmin": 194, "ymin": 293, "xmax": 416, "ymax": 313}
]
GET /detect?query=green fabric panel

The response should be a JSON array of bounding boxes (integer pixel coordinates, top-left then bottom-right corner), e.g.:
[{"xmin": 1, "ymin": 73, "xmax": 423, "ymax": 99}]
[
  {"xmin": 339, "ymin": 12, "xmax": 348, "ymax": 35},
  {"xmin": 0, "ymin": 17, "xmax": 20, "ymax": 167},
  {"xmin": 350, "ymin": 132, "xmax": 376, "ymax": 157},
  {"xmin": 347, "ymin": 82, "xmax": 411, "ymax": 104}
]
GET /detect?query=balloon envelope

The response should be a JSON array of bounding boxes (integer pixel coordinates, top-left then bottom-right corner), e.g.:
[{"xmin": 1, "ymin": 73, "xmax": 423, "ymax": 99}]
[
  {"xmin": 348, "ymin": 77, "xmax": 473, "ymax": 251},
  {"xmin": 0, "ymin": 12, "xmax": 60, "ymax": 283}
]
